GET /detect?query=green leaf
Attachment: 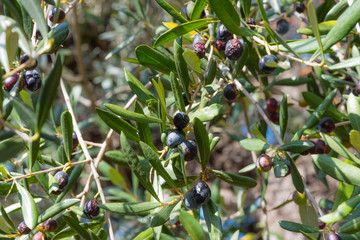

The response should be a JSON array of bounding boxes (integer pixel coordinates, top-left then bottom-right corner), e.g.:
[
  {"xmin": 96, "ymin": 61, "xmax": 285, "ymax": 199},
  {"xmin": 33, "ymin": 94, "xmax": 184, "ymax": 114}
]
[
  {"xmin": 297, "ymin": 20, "xmax": 343, "ymax": 36},
  {"xmin": 120, "ymin": 133, "xmax": 160, "ymax": 201},
  {"xmin": 0, "ymin": 137, "xmax": 25, "ymax": 163},
  {"xmin": 61, "ymin": 111, "xmax": 73, "ymax": 161},
  {"xmin": 210, "ymin": 169, "xmax": 257, "ymax": 188},
  {"xmin": 52, "ymin": 222, "xmax": 104, "ymax": 240},
  {"xmin": 312, "ymin": 154, "xmax": 360, "ymax": 186},
  {"xmin": 278, "ymin": 37, "xmax": 327, "ymax": 54},
  {"xmin": 240, "ymin": 138, "xmax": 270, "ymax": 151},
  {"xmin": 1, "ymin": 0, "xmax": 23, "ymax": 26},
  {"xmin": 320, "ymin": 193, "xmax": 360, "ymax": 223},
  {"xmin": 154, "ymin": 0, "xmax": 187, "ymax": 23},
  {"xmin": 208, "ymin": 0, "xmax": 240, "ymax": 35},
  {"xmin": 352, "ymin": 46, "xmax": 360, "ymax": 76},
  {"xmin": 134, "ymin": 102, "xmax": 156, "ymax": 150},
  {"xmin": 152, "ymin": 78, "xmax": 171, "ymax": 123},
  {"xmin": 190, "ymin": 0, "xmax": 206, "ymax": 20},
  {"xmin": 240, "ymin": 0, "xmax": 252, "ymax": 18},
  {"xmin": 279, "ymin": 94, "xmax": 288, "ymax": 140},
  {"xmin": 340, "ymin": 216, "xmax": 360, "ymax": 234},
  {"xmin": 150, "ymin": 200, "xmax": 179, "ymax": 227},
  {"xmin": 320, "ymin": 133, "xmax": 360, "ymax": 164},
  {"xmin": 28, "ymin": 136, "xmax": 40, "ymax": 171},
  {"xmin": 279, "ymin": 221, "xmax": 321, "ymax": 233},
  {"xmin": 256, "ymin": 0, "xmax": 269, "ymax": 24},
  {"xmin": 170, "ymin": 72, "xmax": 185, "ymax": 112},
  {"xmin": 63, "ymin": 213, "xmax": 91, "ymax": 239},
  {"xmin": 299, "ymin": 202, "xmax": 320, "ymax": 239},
  {"xmin": 292, "ymin": 89, "xmax": 337, "ymax": 141},
  {"xmin": 189, "ymin": 104, "xmax": 222, "ymax": 122},
  {"xmin": 108, "ymin": 168, "xmax": 127, "ymax": 189},
  {"xmin": 124, "ymin": 69, "xmax": 155, "ymax": 105},
  {"xmin": 174, "ymin": 40, "xmax": 191, "ymax": 101},
  {"xmin": 140, "ymin": 141, "xmax": 178, "ymax": 192},
  {"xmin": 238, "ymin": 163, "xmax": 257, "ymax": 173},
  {"xmin": 183, "ymin": 50, "xmax": 202, "ymax": 73},
  {"xmin": 154, "ymin": 18, "xmax": 217, "ymax": 48},
  {"xmin": 36, "ymin": 54, "xmax": 62, "ymax": 133},
  {"xmin": 99, "ymin": 202, "xmax": 160, "ymax": 215},
  {"xmin": 44, "ymin": 22, "xmax": 69, "ymax": 54},
  {"xmin": 278, "ymin": 140, "xmax": 314, "ymax": 153},
  {"xmin": 307, "ymin": 0, "xmax": 324, "ymax": 62},
  {"xmin": 273, "ymin": 156, "xmax": 290, "ymax": 178},
  {"xmin": 328, "ymin": 57, "xmax": 360, "ymax": 70},
  {"xmin": 134, "ymin": 228, "xmax": 154, "ymax": 240},
  {"xmin": 286, "ymin": 153, "xmax": 305, "ymax": 193},
  {"xmin": 15, "ymin": 181, "xmax": 38, "ymax": 229},
  {"xmin": 47, "ymin": 172, "xmax": 59, "ymax": 194},
  {"xmin": 312, "ymin": 0, "xmax": 360, "ymax": 59},
  {"xmin": 333, "ymin": 182, "xmax": 354, "ymax": 211},
  {"xmin": 105, "ymin": 103, "xmax": 162, "ymax": 124},
  {"xmin": 193, "ymin": 117, "xmax": 210, "ymax": 170},
  {"xmin": 18, "ymin": 0, "xmax": 48, "ymax": 41},
  {"xmin": 97, "ymin": 108, "xmax": 139, "ymax": 142},
  {"xmin": 350, "ymin": 130, "xmax": 360, "ymax": 153},
  {"xmin": 202, "ymin": 200, "xmax": 223, "ymax": 240},
  {"xmin": 0, "ymin": 202, "xmax": 15, "ymax": 231},
  {"xmin": 324, "ymin": 0, "xmax": 349, "ymax": 21},
  {"xmin": 347, "ymin": 93, "xmax": 360, "ymax": 132},
  {"xmin": 135, "ymin": 44, "xmax": 176, "ymax": 74},
  {"xmin": 179, "ymin": 210, "xmax": 206, "ymax": 240},
  {"xmin": 105, "ymin": 30, "xmax": 142, "ymax": 60},
  {"xmin": 38, "ymin": 199, "xmax": 80, "ymax": 223}
]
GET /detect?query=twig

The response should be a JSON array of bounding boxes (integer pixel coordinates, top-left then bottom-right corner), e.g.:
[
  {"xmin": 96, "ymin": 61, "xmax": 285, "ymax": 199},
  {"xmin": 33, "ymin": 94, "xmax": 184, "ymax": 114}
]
[
  {"xmin": 60, "ymin": 79, "xmax": 115, "ymax": 240},
  {"xmin": 4, "ymin": 159, "xmax": 91, "ymax": 183},
  {"xmin": 0, "ymin": 119, "xmax": 33, "ymax": 143},
  {"xmin": 72, "ymin": 3, "xmax": 97, "ymax": 112},
  {"xmin": 252, "ymin": 36, "xmax": 327, "ymax": 68},
  {"xmin": 76, "ymin": 82, "xmax": 153, "ymax": 200},
  {"xmin": 234, "ymin": 79, "xmax": 283, "ymax": 145}
]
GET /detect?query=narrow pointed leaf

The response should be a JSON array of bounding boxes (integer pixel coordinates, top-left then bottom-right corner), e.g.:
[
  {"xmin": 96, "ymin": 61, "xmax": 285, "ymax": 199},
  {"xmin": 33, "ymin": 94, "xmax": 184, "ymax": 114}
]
[
  {"xmin": 279, "ymin": 221, "xmax": 320, "ymax": 233},
  {"xmin": 320, "ymin": 194, "xmax": 360, "ymax": 223},
  {"xmin": 154, "ymin": 19, "xmax": 217, "ymax": 48},
  {"xmin": 202, "ymin": 200, "xmax": 223, "ymax": 239},
  {"xmin": 52, "ymin": 222, "xmax": 104, "ymax": 240},
  {"xmin": 208, "ymin": 0, "xmax": 240, "ymax": 35},
  {"xmin": 36, "ymin": 54, "xmax": 62, "ymax": 132},
  {"xmin": 63, "ymin": 213, "xmax": 91, "ymax": 239},
  {"xmin": 150, "ymin": 200, "xmax": 179, "ymax": 227},
  {"xmin": 193, "ymin": 117, "xmax": 210, "ymax": 169},
  {"xmin": 135, "ymin": 45, "xmax": 176, "ymax": 74},
  {"xmin": 189, "ymin": 104, "xmax": 222, "ymax": 122},
  {"xmin": 174, "ymin": 41, "xmax": 191, "ymax": 102},
  {"xmin": 328, "ymin": 57, "xmax": 360, "ymax": 70},
  {"xmin": 312, "ymin": 154, "xmax": 360, "ymax": 186},
  {"xmin": 120, "ymin": 133, "xmax": 160, "ymax": 201},
  {"xmin": 240, "ymin": 138, "xmax": 270, "ymax": 151},
  {"xmin": 320, "ymin": 133, "xmax": 360, "ymax": 164},
  {"xmin": 15, "ymin": 182, "xmax": 38, "ymax": 229},
  {"xmin": 179, "ymin": 210, "xmax": 206, "ymax": 240},
  {"xmin": 347, "ymin": 93, "xmax": 360, "ymax": 132},
  {"xmin": 61, "ymin": 111, "xmax": 73, "ymax": 161},
  {"xmin": 97, "ymin": 108, "xmax": 139, "ymax": 142},
  {"xmin": 155, "ymin": 0, "xmax": 187, "ymax": 23},
  {"xmin": 99, "ymin": 202, "xmax": 160, "ymax": 215},
  {"xmin": 38, "ymin": 199, "xmax": 80, "ymax": 223},
  {"xmin": 170, "ymin": 72, "xmax": 185, "ymax": 112},
  {"xmin": 124, "ymin": 69, "xmax": 155, "ymax": 105},
  {"xmin": 210, "ymin": 169, "xmax": 257, "ymax": 188},
  {"xmin": 105, "ymin": 103, "xmax": 162, "ymax": 124},
  {"xmin": 190, "ymin": 0, "xmax": 207, "ymax": 20},
  {"xmin": 140, "ymin": 142, "xmax": 178, "ymax": 191},
  {"xmin": 18, "ymin": 0, "xmax": 48, "ymax": 41},
  {"xmin": 340, "ymin": 216, "xmax": 360, "ymax": 234},
  {"xmin": 134, "ymin": 102, "xmax": 155, "ymax": 149},
  {"xmin": 278, "ymin": 140, "xmax": 314, "ymax": 153},
  {"xmin": 279, "ymin": 94, "xmax": 288, "ymax": 139}
]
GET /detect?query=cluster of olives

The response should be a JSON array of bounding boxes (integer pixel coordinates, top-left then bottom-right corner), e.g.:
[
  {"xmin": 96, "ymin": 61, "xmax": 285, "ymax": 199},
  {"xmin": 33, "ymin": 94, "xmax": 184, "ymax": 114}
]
[
  {"xmin": 165, "ymin": 112, "xmax": 212, "ymax": 209},
  {"xmin": 166, "ymin": 112, "xmax": 198, "ymax": 161},
  {"xmin": 18, "ymin": 218, "xmax": 58, "ymax": 239}
]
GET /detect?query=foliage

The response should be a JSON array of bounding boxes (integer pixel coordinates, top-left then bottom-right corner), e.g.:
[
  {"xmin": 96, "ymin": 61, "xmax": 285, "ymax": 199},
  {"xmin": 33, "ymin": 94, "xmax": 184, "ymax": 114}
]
[{"xmin": 0, "ymin": 0, "xmax": 360, "ymax": 239}]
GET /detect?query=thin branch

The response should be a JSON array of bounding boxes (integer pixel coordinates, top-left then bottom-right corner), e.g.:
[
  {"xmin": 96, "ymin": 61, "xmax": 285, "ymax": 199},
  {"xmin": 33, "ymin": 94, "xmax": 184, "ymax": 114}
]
[
  {"xmin": 60, "ymin": 79, "xmax": 115, "ymax": 240},
  {"xmin": 0, "ymin": 119, "xmax": 33, "ymax": 142},
  {"xmin": 4, "ymin": 159, "xmax": 91, "ymax": 183}
]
